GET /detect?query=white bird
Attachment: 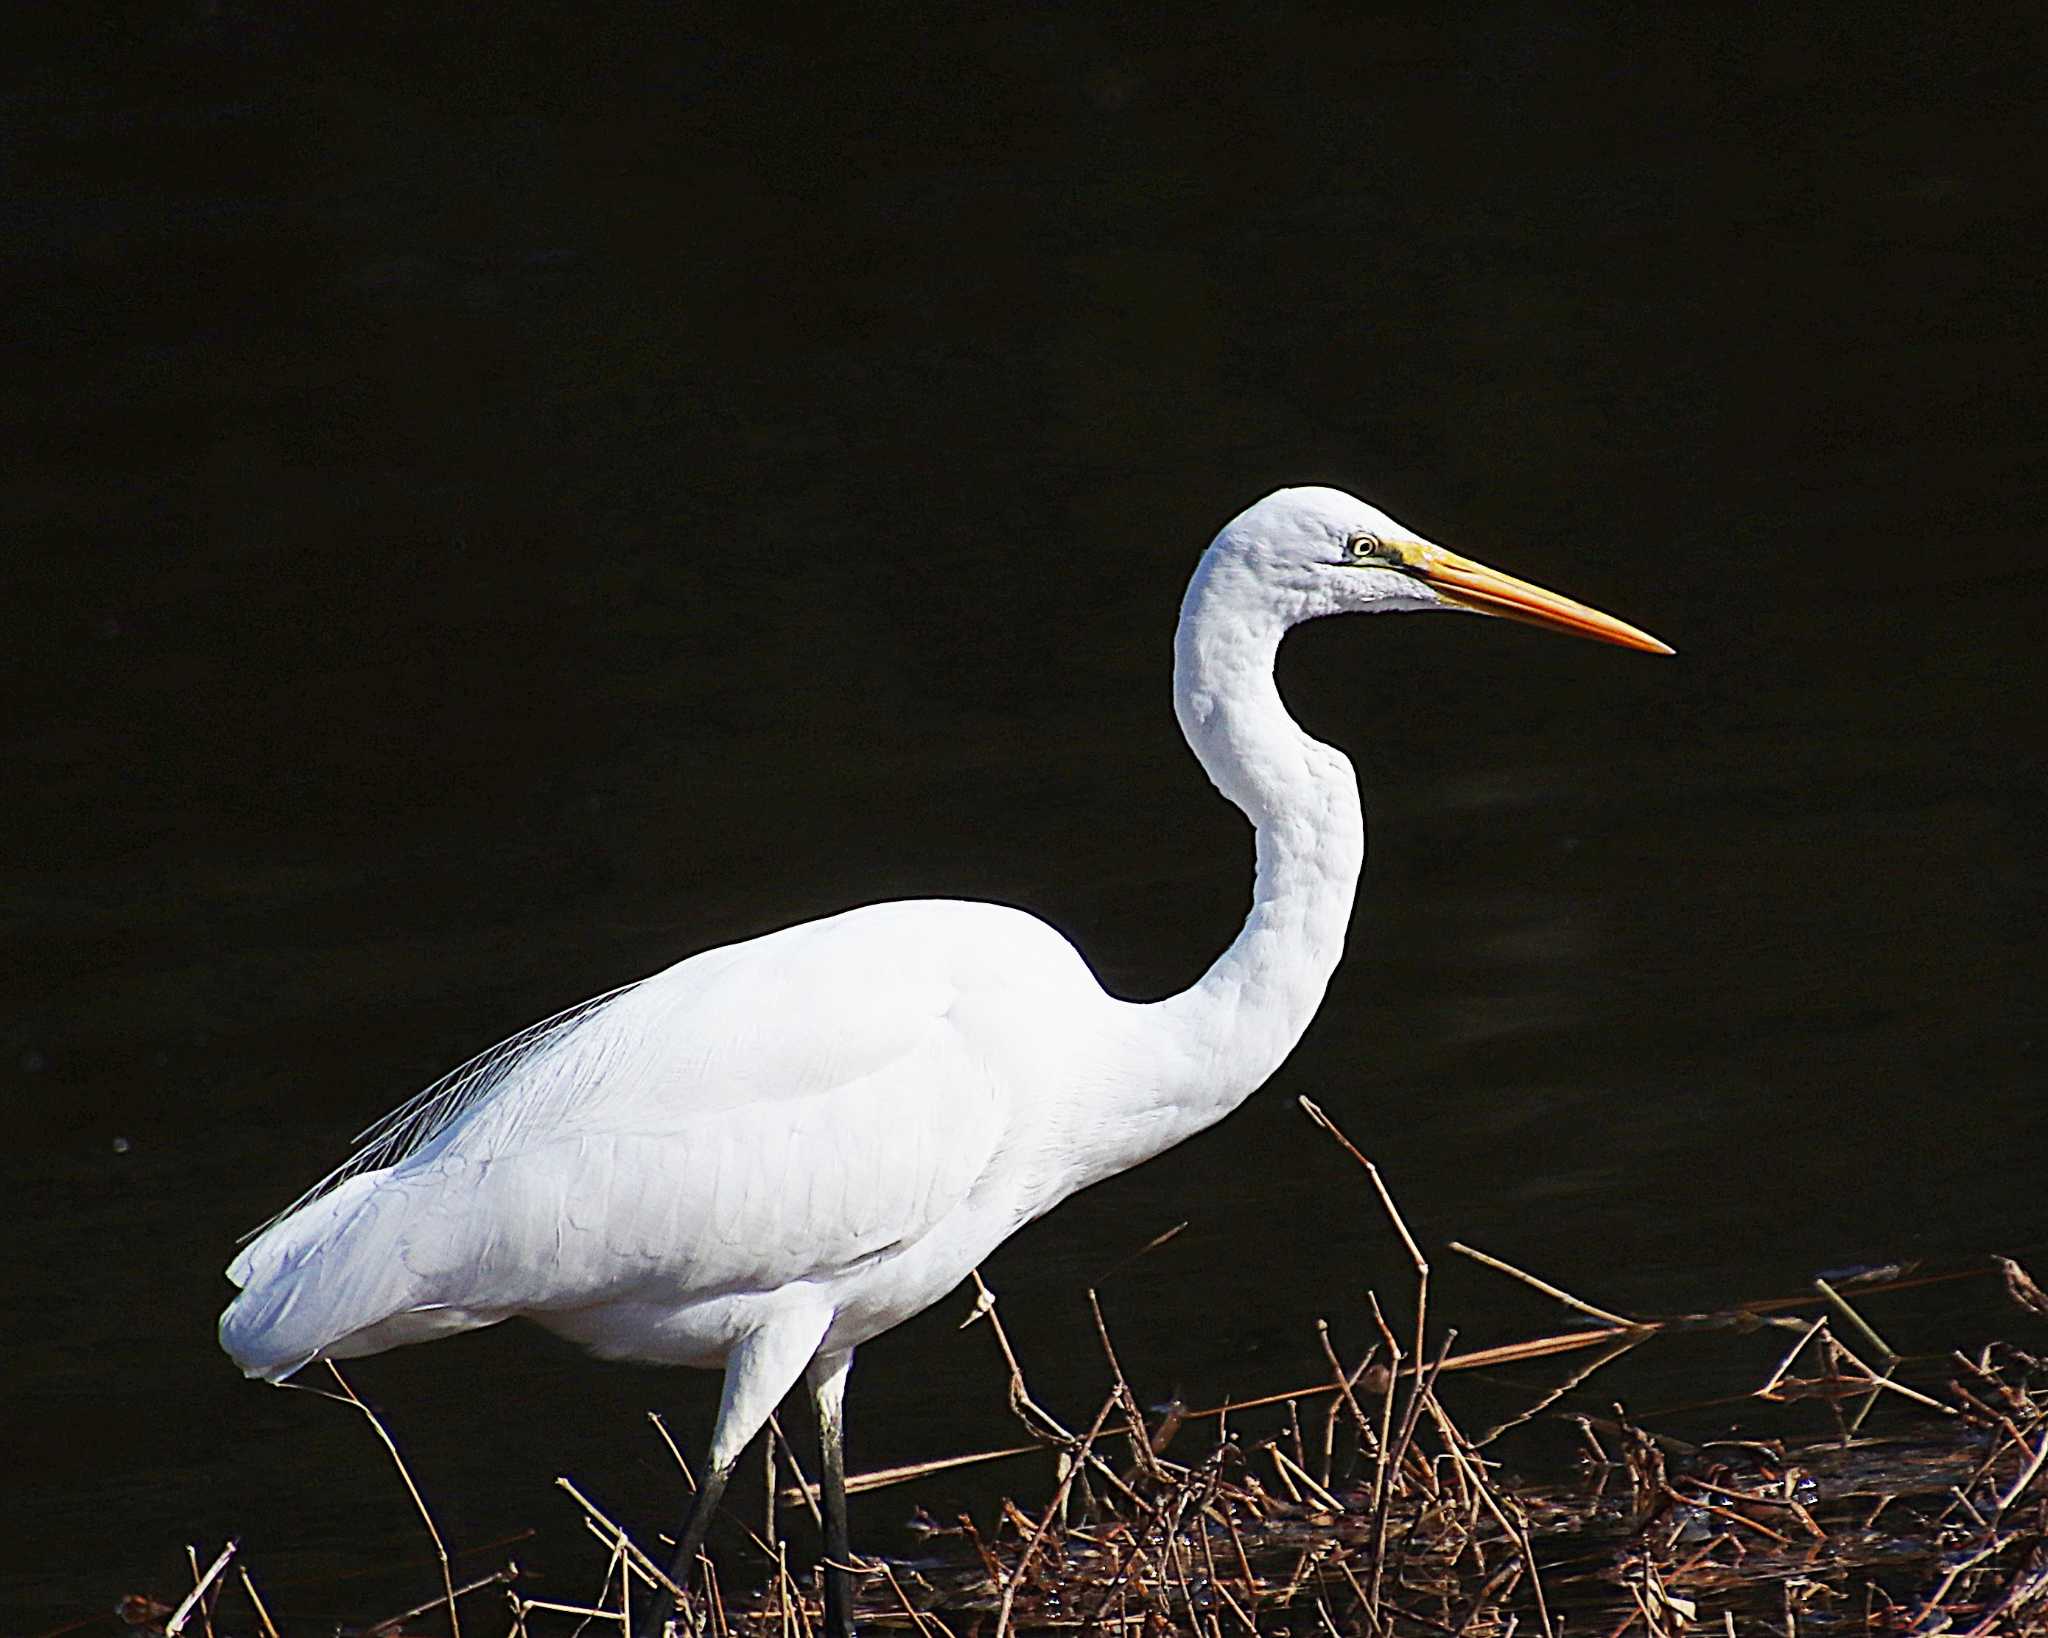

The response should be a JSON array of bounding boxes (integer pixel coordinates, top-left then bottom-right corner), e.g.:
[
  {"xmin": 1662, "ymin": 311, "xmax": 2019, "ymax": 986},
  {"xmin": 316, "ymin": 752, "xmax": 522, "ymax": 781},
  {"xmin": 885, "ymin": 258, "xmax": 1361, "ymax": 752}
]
[{"xmin": 219, "ymin": 486, "xmax": 1669, "ymax": 1637}]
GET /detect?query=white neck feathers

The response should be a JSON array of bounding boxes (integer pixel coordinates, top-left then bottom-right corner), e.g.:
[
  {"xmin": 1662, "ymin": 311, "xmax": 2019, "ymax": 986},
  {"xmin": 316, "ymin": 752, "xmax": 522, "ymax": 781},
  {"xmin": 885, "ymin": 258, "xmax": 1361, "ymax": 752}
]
[{"xmin": 1068, "ymin": 547, "xmax": 1366, "ymax": 1183}]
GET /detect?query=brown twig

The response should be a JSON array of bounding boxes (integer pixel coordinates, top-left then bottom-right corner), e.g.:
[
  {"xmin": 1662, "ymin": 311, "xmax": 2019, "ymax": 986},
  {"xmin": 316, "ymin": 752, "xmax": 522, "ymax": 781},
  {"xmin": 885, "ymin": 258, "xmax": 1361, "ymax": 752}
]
[{"xmin": 318, "ymin": 1364, "xmax": 461, "ymax": 1638}]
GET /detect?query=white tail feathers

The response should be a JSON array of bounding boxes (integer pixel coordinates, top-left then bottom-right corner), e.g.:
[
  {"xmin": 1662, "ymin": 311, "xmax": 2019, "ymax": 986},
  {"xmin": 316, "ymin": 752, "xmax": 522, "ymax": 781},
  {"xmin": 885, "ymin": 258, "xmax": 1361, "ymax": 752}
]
[{"xmin": 220, "ymin": 1171, "xmax": 455, "ymax": 1381}]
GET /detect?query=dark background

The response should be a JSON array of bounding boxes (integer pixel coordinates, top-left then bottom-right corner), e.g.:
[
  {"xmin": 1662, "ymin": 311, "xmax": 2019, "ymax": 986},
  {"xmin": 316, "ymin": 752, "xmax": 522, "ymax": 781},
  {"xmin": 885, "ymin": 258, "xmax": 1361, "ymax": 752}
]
[{"xmin": 7, "ymin": 4, "xmax": 2044, "ymax": 1631}]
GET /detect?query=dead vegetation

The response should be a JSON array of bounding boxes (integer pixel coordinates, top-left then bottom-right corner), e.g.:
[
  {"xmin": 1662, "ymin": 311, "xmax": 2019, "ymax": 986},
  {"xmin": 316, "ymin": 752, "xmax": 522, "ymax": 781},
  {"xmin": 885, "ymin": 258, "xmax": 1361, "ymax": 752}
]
[{"xmin": 116, "ymin": 1099, "xmax": 2048, "ymax": 1638}]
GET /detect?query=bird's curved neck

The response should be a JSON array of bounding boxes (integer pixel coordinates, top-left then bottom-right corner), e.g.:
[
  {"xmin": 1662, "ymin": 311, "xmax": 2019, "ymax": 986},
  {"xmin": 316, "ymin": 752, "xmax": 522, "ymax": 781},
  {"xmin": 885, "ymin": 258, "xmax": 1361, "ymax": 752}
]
[{"xmin": 1123, "ymin": 556, "xmax": 1366, "ymax": 1150}]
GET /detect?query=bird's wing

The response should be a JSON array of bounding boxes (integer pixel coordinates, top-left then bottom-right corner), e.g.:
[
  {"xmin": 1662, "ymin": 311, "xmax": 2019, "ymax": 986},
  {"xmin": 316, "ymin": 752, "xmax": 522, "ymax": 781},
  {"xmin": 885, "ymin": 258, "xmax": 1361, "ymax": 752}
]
[{"xmin": 236, "ymin": 901, "xmax": 1086, "ymax": 1319}]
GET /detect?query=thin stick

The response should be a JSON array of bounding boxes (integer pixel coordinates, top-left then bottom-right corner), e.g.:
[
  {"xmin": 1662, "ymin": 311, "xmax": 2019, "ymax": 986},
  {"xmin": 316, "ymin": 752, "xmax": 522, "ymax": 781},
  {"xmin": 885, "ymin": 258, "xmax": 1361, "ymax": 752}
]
[
  {"xmin": 966, "ymin": 1273, "xmax": 1153, "ymax": 1514},
  {"xmin": 1189, "ymin": 1322, "xmax": 1635, "ymax": 1419},
  {"xmin": 1299, "ymin": 1098, "xmax": 1428, "ymax": 1274},
  {"xmin": 705, "ymin": 1557, "xmax": 730, "ymax": 1638},
  {"xmin": 767, "ymin": 1413, "xmax": 825, "ymax": 1531},
  {"xmin": 1089, "ymin": 1288, "xmax": 1165, "ymax": 1483},
  {"xmin": 1662, "ymin": 1484, "xmax": 1795, "ymax": 1546},
  {"xmin": 965, "ymin": 1271, "xmax": 1079, "ymax": 1447},
  {"xmin": 1450, "ymin": 1241, "xmax": 1644, "ymax": 1331},
  {"xmin": 557, "ymin": 1476, "xmax": 689, "ymax": 1603},
  {"xmin": 1826, "ymin": 1336, "xmax": 1956, "ymax": 1415},
  {"xmin": 367, "ymin": 1570, "xmax": 520, "ymax": 1637},
  {"xmin": 1995, "ymin": 1431, "xmax": 2048, "ymax": 1517},
  {"xmin": 236, "ymin": 1567, "xmax": 280, "ymax": 1638},
  {"xmin": 1363, "ymin": 1290, "xmax": 1403, "ymax": 1620},
  {"xmin": 1314, "ymin": 1320, "xmax": 1378, "ymax": 1445},
  {"xmin": 514, "ymin": 1596, "xmax": 627, "ymax": 1622},
  {"xmin": 1093, "ymin": 1220, "xmax": 1190, "ymax": 1284},
  {"xmin": 183, "ymin": 1547, "xmax": 216, "ymax": 1638},
  {"xmin": 1192, "ymin": 1477, "xmax": 1258, "ymax": 1637},
  {"xmin": 586, "ymin": 1515, "xmax": 653, "ymax": 1584},
  {"xmin": 649, "ymin": 1412, "xmax": 698, "ymax": 1491},
  {"xmin": 613, "ymin": 1527, "xmax": 632, "ymax": 1638},
  {"xmin": 1757, "ymin": 1317, "xmax": 1828, "ymax": 1398},
  {"xmin": 324, "ymin": 1364, "xmax": 462, "ymax": 1638},
  {"xmin": 165, "ymin": 1542, "xmax": 237, "ymax": 1638},
  {"xmin": 877, "ymin": 1555, "xmax": 955, "ymax": 1638},
  {"xmin": 1908, "ymin": 1534, "xmax": 2012, "ymax": 1625},
  {"xmin": 1266, "ymin": 1441, "xmax": 1305, "ymax": 1503},
  {"xmin": 993, "ymin": 1391, "xmax": 1121, "ymax": 1638},
  {"xmin": 1813, "ymin": 1277, "xmax": 1899, "ymax": 1364},
  {"xmin": 1387, "ymin": 1329, "xmax": 1460, "ymax": 1507},
  {"xmin": 1473, "ymin": 1335, "xmax": 1640, "ymax": 1448},
  {"xmin": 1270, "ymin": 1444, "xmax": 1346, "ymax": 1513},
  {"xmin": 780, "ymin": 1442, "xmax": 1042, "ymax": 1504}
]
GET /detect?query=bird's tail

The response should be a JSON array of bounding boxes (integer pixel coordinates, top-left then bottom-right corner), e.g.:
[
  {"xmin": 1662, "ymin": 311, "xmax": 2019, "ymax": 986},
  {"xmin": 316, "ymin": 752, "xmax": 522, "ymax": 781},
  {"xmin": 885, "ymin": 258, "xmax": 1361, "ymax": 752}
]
[{"xmin": 219, "ymin": 1170, "xmax": 459, "ymax": 1382}]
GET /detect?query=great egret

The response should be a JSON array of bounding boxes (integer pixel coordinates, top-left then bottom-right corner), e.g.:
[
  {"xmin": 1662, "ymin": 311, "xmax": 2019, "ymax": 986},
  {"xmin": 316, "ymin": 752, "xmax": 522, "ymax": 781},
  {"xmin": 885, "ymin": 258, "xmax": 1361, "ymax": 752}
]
[{"xmin": 219, "ymin": 486, "xmax": 1668, "ymax": 1638}]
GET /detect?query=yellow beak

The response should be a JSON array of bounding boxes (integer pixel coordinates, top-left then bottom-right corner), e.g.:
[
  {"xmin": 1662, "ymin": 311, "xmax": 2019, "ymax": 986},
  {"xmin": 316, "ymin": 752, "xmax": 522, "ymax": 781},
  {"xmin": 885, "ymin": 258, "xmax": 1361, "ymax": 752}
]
[{"xmin": 1411, "ymin": 544, "xmax": 1673, "ymax": 655}]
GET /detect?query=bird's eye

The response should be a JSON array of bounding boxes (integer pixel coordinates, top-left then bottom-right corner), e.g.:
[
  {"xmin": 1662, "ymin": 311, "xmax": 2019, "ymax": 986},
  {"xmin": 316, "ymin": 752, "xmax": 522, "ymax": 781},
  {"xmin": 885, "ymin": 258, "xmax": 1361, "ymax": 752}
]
[{"xmin": 1345, "ymin": 532, "xmax": 1384, "ymax": 562}]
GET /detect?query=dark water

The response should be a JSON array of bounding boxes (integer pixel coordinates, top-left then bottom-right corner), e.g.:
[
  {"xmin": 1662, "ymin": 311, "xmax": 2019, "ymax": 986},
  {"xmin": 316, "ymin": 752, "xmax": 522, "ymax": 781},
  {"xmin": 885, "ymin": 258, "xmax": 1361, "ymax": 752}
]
[{"xmin": 8, "ymin": 6, "xmax": 2044, "ymax": 1628}]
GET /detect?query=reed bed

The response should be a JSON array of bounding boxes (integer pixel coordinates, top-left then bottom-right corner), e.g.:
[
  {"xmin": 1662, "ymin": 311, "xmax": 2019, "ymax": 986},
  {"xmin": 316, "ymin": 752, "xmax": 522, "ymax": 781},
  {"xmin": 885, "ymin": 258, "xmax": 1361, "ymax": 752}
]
[{"xmin": 122, "ymin": 1104, "xmax": 2048, "ymax": 1638}]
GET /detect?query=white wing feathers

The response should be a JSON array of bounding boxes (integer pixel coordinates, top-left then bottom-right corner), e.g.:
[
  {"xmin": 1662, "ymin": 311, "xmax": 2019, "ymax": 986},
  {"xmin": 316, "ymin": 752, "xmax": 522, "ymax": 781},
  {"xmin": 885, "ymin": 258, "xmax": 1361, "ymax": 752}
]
[{"xmin": 221, "ymin": 901, "xmax": 1084, "ymax": 1380}]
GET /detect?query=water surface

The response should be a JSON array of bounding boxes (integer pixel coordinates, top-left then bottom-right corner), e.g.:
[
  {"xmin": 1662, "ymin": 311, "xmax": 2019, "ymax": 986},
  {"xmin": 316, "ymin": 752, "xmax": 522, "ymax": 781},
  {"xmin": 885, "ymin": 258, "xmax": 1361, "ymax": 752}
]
[{"xmin": 7, "ymin": 7, "xmax": 2043, "ymax": 1628}]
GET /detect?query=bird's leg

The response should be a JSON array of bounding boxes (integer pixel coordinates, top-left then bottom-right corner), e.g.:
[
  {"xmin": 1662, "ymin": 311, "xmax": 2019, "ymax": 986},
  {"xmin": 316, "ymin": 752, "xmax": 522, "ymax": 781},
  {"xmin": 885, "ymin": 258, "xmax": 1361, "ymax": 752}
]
[
  {"xmin": 638, "ymin": 1318, "xmax": 834, "ymax": 1638},
  {"xmin": 635, "ymin": 1456, "xmax": 736, "ymax": 1638},
  {"xmin": 808, "ymin": 1349, "xmax": 857, "ymax": 1638}
]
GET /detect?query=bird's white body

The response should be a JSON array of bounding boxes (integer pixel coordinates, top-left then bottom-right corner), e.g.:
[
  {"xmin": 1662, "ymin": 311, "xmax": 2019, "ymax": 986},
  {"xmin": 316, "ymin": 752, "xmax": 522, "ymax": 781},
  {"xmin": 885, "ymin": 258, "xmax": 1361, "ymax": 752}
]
[
  {"xmin": 220, "ymin": 486, "xmax": 1662, "ymax": 1584},
  {"xmin": 228, "ymin": 898, "xmax": 1223, "ymax": 1390}
]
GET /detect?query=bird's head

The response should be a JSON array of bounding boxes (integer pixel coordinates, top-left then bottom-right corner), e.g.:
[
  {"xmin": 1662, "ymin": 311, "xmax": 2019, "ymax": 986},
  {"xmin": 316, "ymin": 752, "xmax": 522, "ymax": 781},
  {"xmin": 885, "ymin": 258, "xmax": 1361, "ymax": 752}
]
[{"xmin": 1211, "ymin": 485, "xmax": 1672, "ymax": 654}]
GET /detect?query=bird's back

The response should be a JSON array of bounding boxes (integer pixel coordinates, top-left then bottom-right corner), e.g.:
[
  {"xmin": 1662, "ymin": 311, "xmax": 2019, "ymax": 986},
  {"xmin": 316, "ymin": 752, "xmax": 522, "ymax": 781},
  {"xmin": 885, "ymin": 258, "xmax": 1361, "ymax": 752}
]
[{"xmin": 220, "ymin": 897, "xmax": 1119, "ymax": 1379}]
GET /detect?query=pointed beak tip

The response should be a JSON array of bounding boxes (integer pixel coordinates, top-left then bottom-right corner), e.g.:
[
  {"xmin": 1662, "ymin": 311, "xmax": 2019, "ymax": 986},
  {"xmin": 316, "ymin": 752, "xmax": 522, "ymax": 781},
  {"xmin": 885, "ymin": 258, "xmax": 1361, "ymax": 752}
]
[{"xmin": 1421, "ymin": 551, "xmax": 1673, "ymax": 658}]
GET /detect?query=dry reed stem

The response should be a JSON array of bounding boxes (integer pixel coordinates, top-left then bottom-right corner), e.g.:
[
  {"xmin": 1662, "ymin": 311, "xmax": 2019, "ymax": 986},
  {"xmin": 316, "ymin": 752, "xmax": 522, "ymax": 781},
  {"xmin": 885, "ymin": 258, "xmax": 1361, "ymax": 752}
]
[
  {"xmin": 318, "ymin": 1363, "xmax": 461, "ymax": 1638},
  {"xmin": 1663, "ymin": 1482, "xmax": 1797, "ymax": 1546},
  {"xmin": 1314, "ymin": 1320, "xmax": 1380, "ymax": 1445},
  {"xmin": 967, "ymin": 1272, "xmax": 1153, "ymax": 1517},
  {"xmin": 1093, "ymin": 1220, "xmax": 1190, "ymax": 1285},
  {"xmin": 1822, "ymin": 1334, "xmax": 1956, "ymax": 1416},
  {"xmin": 511, "ymin": 1595, "xmax": 628, "ymax": 1621},
  {"xmin": 876, "ymin": 1555, "xmax": 953, "ymax": 1638},
  {"xmin": 1448, "ymin": 1241, "xmax": 1645, "ymax": 1332},
  {"xmin": 1298, "ymin": 1100, "xmax": 1431, "ymax": 1447},
  {"xmin": 1995, "ymin": 1430, "xmax": 2048, "ymax": 1517},
  {"xmin": 181, "ymin": 1546, "xmax": 214, "ymax": 1638},
  {"xmin": 815, "ymin": 1326, "xmax": 1642, "ymax": 1506},
  {"xmin": 704, "ymin": 1556, "xmax": 730, "ymax": 1638},
  {"xmin": 557, "ymin": 1476, "xmax": 689, "ymax": 1604},
  {"xmin": 1814, "ymin": 1276, "xmax": 1900, "ymax": 1365},
  {"xmin": 993, "ymin": 1389, "xmax": 1121, "ymax": 1638},
  {"xmin": 1474, "ymin": 1334, "xmax": 1638, "ymax": 1448},
  {"xmin": 367, "ymin": 1570, "xmax": 520, "ymax": 1637},
  {"xmin": 612, "ymin": 1529, "xmax": 633, "ymax": 1635},
  {"xmin": 1269, "ymin": 1443, "xmax": 1346, "ymax": 1513},
  {"xmin": 964, "ymin": 1271, "xmax": 1077, "ymax": 1450},
  {"xmin": 780, "ymin": 1442, "xmax": 1042, "ymax": 1505},
  {"xmin": 236, "ymin": 1566, "xmax": 280, "ymax": 1638},
  {"xmin": 1387, "ymin": 1328, "xmax": 1458, "ymax": 1504},
  {"xmin": 1363, "ymin": 1287, "xmax": 1404, "ymax": 1622},
  {"xmin": 766, "ymin": 1412, "xmax": 825, "ymax": 1531},
  {"xmin": 1758, "ymin": 1317, "xmax": 1830, "ymax": 1397},
  {"xmin": 1089, "ymin": 1288, "xmax": 1168, "ymax": 1487},
  {"xmin": 165, "ymin": 1541, "xmax": 235, "ymax": 1638},
  {"xmin": 648, "ymin": 1411, "xmax": 698, "ymax": 1492}
]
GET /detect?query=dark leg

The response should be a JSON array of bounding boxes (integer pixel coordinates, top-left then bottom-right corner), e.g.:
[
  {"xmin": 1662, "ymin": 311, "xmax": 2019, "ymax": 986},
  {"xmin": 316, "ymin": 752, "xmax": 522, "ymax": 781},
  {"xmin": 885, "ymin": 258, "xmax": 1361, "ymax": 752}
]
[
  {"xmin": 809, "ymin": 1350, "xmax": 856, "ymax": 1638},
  {"xmin": 634, "ymin": 1456, "xmax": 734, "ymax": 1638},
  {"xmin": 634, "ymin": 1321, "xmax": 833, "ymax": 1638}
]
